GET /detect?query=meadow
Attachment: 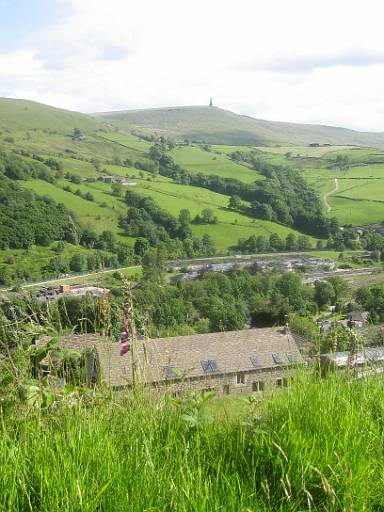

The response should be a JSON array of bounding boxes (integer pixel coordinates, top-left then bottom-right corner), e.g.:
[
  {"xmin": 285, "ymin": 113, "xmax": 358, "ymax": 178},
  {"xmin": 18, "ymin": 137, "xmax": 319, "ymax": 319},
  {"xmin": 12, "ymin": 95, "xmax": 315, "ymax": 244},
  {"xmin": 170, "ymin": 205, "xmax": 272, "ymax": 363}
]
[
  {"xmin": 20, "ymin": 171, "xmax": 310, "ymax": 254},
  {"xmin": 2, "ymin": 370, "xmax": 384, "ymax": 511},
  {"xmin": 170, "ymin": 145, "xmax": 263, "ymax": 183},
  {"xmin": 131, "ymin": 179, "xmax": 310, "ymax": 250},
  {"xmin": 254, "ymin": 145, "xmax": 384, "ymax": 226},
  {"xmin": 22, "ymin": 179, "xmax": 127, "ymax": 236}
]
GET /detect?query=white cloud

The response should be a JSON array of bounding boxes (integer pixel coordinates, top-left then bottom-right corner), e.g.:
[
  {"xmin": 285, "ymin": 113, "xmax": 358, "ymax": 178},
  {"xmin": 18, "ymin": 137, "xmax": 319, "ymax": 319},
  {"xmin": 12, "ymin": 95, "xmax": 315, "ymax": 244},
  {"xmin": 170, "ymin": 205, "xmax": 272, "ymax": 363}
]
[{"xmin": 2, "ymin": 0, "xmax": 384, "ymax": 130}]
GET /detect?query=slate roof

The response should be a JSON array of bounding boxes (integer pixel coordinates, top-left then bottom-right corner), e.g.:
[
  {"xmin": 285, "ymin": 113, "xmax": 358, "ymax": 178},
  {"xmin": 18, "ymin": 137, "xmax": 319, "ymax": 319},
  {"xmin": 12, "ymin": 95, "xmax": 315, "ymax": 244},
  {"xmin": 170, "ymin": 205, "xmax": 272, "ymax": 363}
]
[
  {"xmin": 348, "ymin": 311, "xmax": 369, "ymax": 323},
  {"xmin": 56, "ymin": 328, "xmax": 303, "ymax": 388}
]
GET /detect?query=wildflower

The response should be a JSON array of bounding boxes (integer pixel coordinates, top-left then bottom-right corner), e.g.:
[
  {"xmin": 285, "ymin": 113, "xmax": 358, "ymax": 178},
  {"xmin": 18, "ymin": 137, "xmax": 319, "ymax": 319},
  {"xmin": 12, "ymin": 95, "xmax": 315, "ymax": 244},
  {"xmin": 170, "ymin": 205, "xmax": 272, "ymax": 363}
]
[
  {"xmin": 120, "ymin": 305, "xmax": 132, "ymax": 356},
  {"xmin": 120, "ymin": 280, "xmax": 135, "ymax": 356}
]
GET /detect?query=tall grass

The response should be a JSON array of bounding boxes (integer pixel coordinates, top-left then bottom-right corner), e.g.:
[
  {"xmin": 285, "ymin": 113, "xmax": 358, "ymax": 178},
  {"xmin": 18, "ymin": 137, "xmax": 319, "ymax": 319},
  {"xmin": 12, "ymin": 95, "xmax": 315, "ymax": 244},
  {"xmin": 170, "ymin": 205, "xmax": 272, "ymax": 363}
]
[{"xmin": 1, "ymin": 371, "xmax": 384, "ymax": 511}]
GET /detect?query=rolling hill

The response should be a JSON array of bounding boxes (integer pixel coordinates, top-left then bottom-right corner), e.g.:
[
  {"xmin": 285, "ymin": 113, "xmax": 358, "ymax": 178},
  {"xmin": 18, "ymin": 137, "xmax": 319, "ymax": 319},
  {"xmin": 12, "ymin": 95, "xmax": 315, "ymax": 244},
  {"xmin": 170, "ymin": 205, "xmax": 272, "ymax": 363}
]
[
  {"xmin": 0, "ymin": 98, "xmax": 105, "ymax": 133},
  {"xmin": 95, "ymin": 105, "xmax": 384, "ymax": 148},
  {"xmin": 2, "ymin": 97, "xmax": 384, "ymax": 148}
]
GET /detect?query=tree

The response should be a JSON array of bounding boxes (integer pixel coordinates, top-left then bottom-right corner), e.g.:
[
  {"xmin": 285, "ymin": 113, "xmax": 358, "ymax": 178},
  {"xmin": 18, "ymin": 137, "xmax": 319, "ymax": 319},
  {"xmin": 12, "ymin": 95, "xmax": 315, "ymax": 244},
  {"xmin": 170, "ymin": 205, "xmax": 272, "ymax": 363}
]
[
  {"xmin": 326, "ymin": 277, "xmax": 350, "ymax": 304},
  {"xmin": 297, "ymin": 235, "xmax": 312, "ymax": 250},
  {"xmin": 72, "ymin": 128, "xmax": 83, "ymax": 141},
  {"xmin": 97, "ymin": 230, "xmax": 116, "ymax": 251},
  {"xmin": 269, "ymin": 233, "xmax": 284, "ymax": 251},
  {"xmin": 69, "ymin": 253, "xmax": 87, "ymax": 272},
  {"xmin": 111, "ymin": 183, "xmax": 123, "ymax": 197},
  {"xmin": 285, "ymin": 233, "xmax": 298, "ymax": 251},
  {"xmin": 228, "ymin": 195, "xmax": 242, "ymax": 210},
  {"xmin": 134, "ymin": 237, "xmax": 150, "ymax": 257},
  {"xmin": 314, "ymin": 280, "xmax": 335, "ymax": 308},
  {"xmin": 202, "ymin": 234, "xmax": 215, "ymax": 256},
  {"xmin": 201, "ymin": 208, "xmax": 217, "ymax": 224},
  {"xmin": 316, "ymin": 240, "xmax": 325, "ymax": 250},
  {"xmin": 252, "ymin": 202, "xmax": 273, "ymax": 221},
  {"xmin": 45, "ymin": 256, "xmax": 69, "ymax": 275},
  {"xmin": 84, "ymin": 192, "xmax": 94, "ymax": 202},
  {"xmin": 115, "ymin": 242, "xmax": 135, "ymax": 265},
  {"xmin": 54, "ymin": 241, "xmax": 65, "ymax": 253},
  {"xmin": 0, "ymin": 266, "xmax": 13, "ymax": 286},
  {"xmin": 179, "ymin": 209, "xmax": 191, "ymax": 225},
  {"xmin": 256, "ymin": 235, "xmax": 268, "ymax": 253},
  {"xmin": 142, "ymin": 247, "xmax": 166, "ymax": 283}
]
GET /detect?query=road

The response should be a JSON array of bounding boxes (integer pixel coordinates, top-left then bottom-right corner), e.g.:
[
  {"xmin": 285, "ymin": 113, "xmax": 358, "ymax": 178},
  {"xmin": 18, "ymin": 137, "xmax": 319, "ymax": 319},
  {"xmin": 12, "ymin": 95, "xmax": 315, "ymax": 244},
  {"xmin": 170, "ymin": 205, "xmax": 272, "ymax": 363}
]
[{"xmin": 323, "ymin": 178, "xmax": 339, "ymax": 213}]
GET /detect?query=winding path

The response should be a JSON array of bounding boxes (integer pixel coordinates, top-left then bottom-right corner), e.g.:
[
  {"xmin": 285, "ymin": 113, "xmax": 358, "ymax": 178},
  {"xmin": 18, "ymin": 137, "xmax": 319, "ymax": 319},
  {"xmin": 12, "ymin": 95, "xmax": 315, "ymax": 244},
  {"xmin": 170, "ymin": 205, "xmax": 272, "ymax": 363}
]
[{"xmin": 324, "ymin": 178, "xmax": 339, "ymax": 213}]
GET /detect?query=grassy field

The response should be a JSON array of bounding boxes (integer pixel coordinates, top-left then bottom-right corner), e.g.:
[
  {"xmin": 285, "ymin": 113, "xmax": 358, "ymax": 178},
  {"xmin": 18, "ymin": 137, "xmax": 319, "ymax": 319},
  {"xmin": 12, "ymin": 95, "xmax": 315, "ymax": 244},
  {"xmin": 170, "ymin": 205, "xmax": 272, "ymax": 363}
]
[
  {"xmin": 170, "ymin": 145, "xmax": 262, "ymax": 183},
  {"xmin": 22, "ymin": 179, "xmax": 131, "ymax": 237},
  {"xmin": 20, "ymin": 171, "xmax": 312, "ymax": 253},
  {"xmin": 255, "ymin": 145, "xmax": 357, "ymax": 157},
  {"xmin": 2, "ymin": 370, "xmax": 384, "ymax": 510},
  {"xmin": 98, "ymin": 130, "xmax": 153, "ymax": 152},
  {"xmin": 133, "ymin": 179, "xmax": 310, "ymax": 250},
  {"xmin": 0, "ymin": 97, "xmax": 104, "ymax": 132}
]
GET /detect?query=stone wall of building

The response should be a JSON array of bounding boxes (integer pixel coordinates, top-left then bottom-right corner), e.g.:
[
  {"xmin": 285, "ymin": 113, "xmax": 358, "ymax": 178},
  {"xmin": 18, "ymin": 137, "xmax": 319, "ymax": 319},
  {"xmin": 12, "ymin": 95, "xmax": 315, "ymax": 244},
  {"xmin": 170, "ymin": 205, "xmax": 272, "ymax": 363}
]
[{"xmin": 146, "ymin": 366, "xmax": 296, "ymax": 396}]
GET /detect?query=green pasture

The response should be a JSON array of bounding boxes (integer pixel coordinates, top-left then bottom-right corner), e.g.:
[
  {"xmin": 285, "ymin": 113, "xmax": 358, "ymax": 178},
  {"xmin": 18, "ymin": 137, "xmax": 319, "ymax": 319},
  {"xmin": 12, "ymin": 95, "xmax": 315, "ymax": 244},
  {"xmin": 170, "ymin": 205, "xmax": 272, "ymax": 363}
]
[
  {"xmin": 328, "ymin": 195, "xmax": 384, "ymax": 225},
  {"xmin": 0, "ymin": 129, "xmax": 145, "ymax": 165},
  {"xmin": 211, "ymin": 144, "xmax": 257, "ymax": 154},
  {"xmin": 335, "ymin": 178, "xmax": 384, "ymax": 199},
  {"xmin": 44, "ymin": 155, "xmax": 96, "ymax": 178},
  {"xmin": 99, "ymin": 131, "xmax": 152, "ymax": 152},
  {"xmin": 324, "ymin": 147, "xmax": 384, "ymax": 163},
  {"xmin": 256, "ymin": 145, "xmax": 357, "ymax": 157},
  {"xmin": 22, "ymin": 179, "xmax": 127, "ymax": 236},
  {"xmin": 133, "ymin": 180, "xmax": 313, "ymax": 250},
  {"xmin": 170, "ymin": 145, "xmax": 262, "ymax": 183},
  {"xmin": 102, "ymin": 163, "xmax": 161, "ymax": 180}
]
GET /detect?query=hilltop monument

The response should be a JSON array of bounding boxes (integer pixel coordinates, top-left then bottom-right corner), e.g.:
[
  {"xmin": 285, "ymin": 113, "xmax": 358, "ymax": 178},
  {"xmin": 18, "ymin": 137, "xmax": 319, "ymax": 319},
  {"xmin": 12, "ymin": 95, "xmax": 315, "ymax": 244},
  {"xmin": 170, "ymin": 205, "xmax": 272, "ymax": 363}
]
[{"xmin": 209, "ymin": 97, "xmax": 213, "ymax": 107}]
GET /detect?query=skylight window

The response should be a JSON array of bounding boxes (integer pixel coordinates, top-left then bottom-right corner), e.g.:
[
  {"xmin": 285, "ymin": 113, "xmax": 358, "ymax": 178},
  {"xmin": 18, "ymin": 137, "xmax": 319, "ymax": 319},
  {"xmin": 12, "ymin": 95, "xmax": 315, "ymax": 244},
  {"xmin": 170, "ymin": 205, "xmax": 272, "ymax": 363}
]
[
  {"xmin": 250, "ymin": 355, "xmax": 261, "ymax": 367},
  {"xmin": 201, "ymin": 360, "xmax": 219, "ymax": 373},
  {"xmin": 286, "ymin": 352, "xmax": 297, "ymax": 364},
  {"xmin": 272, "ymin": 353, "xmax": 284, "ymax": 364},
  {"xmin": 164, "ymin": 366, "xmax": 179, "ymax": 379}
]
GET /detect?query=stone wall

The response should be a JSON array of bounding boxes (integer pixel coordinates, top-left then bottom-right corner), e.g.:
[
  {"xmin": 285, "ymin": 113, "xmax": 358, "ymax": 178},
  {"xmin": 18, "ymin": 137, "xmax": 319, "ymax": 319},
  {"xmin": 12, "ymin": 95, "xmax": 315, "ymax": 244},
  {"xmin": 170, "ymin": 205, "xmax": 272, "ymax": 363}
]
[{"xmin": 143, "ymin": 366, "xmax": 296, "ymax": 396}]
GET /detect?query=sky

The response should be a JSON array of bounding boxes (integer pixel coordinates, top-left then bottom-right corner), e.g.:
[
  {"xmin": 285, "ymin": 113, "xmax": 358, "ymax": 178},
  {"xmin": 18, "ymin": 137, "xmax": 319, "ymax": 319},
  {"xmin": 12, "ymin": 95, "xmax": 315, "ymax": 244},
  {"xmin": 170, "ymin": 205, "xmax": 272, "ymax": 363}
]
[{"xmin": 1, "ymin": 0, "xmax": 384, "ymax": 131}]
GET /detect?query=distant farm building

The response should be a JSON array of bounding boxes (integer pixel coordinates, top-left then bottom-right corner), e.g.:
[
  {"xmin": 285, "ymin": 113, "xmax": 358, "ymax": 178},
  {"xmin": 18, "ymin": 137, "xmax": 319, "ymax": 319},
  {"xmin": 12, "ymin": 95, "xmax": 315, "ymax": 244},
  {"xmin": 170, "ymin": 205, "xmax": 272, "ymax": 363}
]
[
  {"xmin": 98, "ymin": 175, "xmax": 136, "ymax": 186},
  {"xmin": 42, "ymin": 327, "xmax": 303, "ymax": 395}
]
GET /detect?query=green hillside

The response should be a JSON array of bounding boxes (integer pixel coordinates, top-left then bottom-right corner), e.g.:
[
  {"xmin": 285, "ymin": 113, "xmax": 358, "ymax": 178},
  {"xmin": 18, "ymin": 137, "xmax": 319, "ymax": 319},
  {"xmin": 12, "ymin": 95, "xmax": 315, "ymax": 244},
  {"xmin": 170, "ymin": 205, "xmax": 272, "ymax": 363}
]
[
  {"xmin": 95, "ymin": 105, "xmax": 384, "ymax": 147},
  {"xmin": 255, "ymin": 144, "xmax": 384, "ymax": 226},
  {"xmin": 0, "ymin": 98, "xmax": 105, "ymax": 133},
  {"xmin": 3, "ymin": 96, "xmax": 384, "ymax": 286}
]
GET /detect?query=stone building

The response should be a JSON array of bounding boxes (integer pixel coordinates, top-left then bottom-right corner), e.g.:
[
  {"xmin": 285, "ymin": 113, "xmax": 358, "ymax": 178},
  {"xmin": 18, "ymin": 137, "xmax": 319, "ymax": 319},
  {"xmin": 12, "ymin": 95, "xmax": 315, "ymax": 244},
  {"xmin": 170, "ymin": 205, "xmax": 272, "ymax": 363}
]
[
  {"xmin": 51, "ymin": 327, "xmax": 303, "ymax": 395},
  {"xmin": 321, "ymin": 347, "xmax": 384, "ymax": 376}
]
